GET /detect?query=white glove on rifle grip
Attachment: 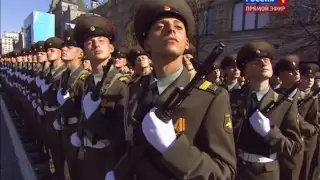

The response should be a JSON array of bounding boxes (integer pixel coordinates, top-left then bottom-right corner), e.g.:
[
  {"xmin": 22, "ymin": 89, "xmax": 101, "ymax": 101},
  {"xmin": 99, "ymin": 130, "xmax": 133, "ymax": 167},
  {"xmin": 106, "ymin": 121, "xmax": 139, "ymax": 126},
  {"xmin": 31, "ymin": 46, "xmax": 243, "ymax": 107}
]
[
  {"xmin": 249, "ymin": 110, "xmax": 271, "ymax": 137},
  {"xmin": 41, "ymin": 83, "xmax": 52, "ymax": 93},
  {"xmin": 142, "ymin": 107, "xmax": 176, "ymax": 154},
  {"xmin": 32, "ymin": 100, "xmax": 37, "ymax": 109},
  {"xmin": 105, "ymin": 171, "xmax": 116, "ymax": 180},
  {"xmin": 37, "ymin": 106, "xmax": 44, "ymax": 116},
  {"xmin": 53, "ymin": 118, "xmax": 63, "ymax": 131},
  {"xmin": 70, "ymin": 132, "xmax": 82, "ymax": 147},
  {"xmin": 35, "ymin": 77, "xmax": 40, "ymax": 87},
  {"xmin": 83, "ymin": 92, "xmax": 101, "ymax": 120},
  {"xmin": 57, "ymin": 88, "xmax": 71, "ymax": 105}
]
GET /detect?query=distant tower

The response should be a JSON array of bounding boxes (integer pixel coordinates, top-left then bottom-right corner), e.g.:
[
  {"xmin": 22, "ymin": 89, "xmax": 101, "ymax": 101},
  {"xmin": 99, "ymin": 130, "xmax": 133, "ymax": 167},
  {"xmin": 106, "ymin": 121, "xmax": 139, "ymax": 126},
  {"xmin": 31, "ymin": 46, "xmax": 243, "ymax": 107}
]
[
  {"xmin": 91, "ymin": 0, "xmax": 100, "ymax": 9},
  {"xmin": 48, "ymin": 0, "xmax": 88, "ymax": 38}
]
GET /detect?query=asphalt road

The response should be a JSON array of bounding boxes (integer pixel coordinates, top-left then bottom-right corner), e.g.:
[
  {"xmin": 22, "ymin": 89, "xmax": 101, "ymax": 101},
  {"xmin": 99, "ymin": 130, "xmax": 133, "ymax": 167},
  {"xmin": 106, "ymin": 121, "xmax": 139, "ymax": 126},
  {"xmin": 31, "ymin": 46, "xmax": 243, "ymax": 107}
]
[{"xmin": 0, "ymin": 110, "xmax": 24, "ymax": 180}]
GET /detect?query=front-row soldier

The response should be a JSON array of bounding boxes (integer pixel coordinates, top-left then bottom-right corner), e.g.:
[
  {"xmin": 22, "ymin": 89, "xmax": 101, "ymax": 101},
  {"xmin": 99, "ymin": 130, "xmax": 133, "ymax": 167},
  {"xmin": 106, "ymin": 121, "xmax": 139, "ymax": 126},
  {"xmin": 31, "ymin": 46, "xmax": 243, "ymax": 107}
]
[
  {"xmin": 296, "ymin": 62, "xmax": 320, "ymax": 180},
  {"xmin": 106, "ymin": 0, "xmax": 237, "ymax": 179},
  {"xmin": 41, "ymin": 37, "xmax": 67, "ymax": 180},
  {"xmin": 69, "ymin": 15, "xmax": 130, "ymax": 180},
  {"xmin": 230, "ymin": 41, "xmax": 302, "ymax": 180},
  {"xmin": 54, "ymin": 29, "xmax": 90, "ymax": 180}
]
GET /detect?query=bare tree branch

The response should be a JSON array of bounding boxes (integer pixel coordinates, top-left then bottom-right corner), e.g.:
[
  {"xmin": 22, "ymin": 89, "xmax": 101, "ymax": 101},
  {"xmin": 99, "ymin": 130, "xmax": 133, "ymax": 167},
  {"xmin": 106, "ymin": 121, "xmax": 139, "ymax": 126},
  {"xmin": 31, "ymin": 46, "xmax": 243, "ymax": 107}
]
[{"xmin": 291, "ymin": 39, "xmax": 319, "ymax": 53}]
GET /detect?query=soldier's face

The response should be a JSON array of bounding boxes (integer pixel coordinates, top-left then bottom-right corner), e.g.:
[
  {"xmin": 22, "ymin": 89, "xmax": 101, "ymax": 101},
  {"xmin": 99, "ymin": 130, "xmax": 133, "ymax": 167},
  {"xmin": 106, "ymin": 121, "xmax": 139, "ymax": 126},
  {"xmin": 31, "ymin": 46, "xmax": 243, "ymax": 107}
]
[
  {"xmin": 279, "ymin": 70, "xmax": 300, "ymax": 85},
  {"xmin": 114, "ymin": 57, "xmax": 127, "ymax": 68},
  {"xmin": 16, "ymin": 56, "xmax": 23, "ymax": 63},
  {"xmin": 61, "ymin": 46, "xmax": 82, "ymax": 61},
  {"xmin": 300, "ymin": 75, "xmax": 314, "ymax": 89},
  {"xmin": 37, "ymin": 52, "xmax": 48, "ymax": 63},
  {"xmin": 84, "ymin": 36, "xmax": 114, "ymax": 61},
  {"xmin": 32, "ymin": 55, "xmax": 37, "ymax": 62},
  {"xmin": 135, "ymin": 55, "xmax": 151, "ymax": 68},
  {"xmin": 245, "ymin": 58, "xmax": 273, "ymax": 81},
  {"xmin": 47, "ymin": 48, "xmax": 61, "ymax": 61},
  {"xmin": 28, "ymin": 55, "xmax": 32, "ymax": 61},
  {"xmin": 145, "ymin": 17, "xmax": 189, "ymax": 58},
  {"xmin": 83, "ymin": 60, "xmax": 91, "ymax": 70},
  {"xmin": 213, "ymin": 69, "xmax": 220, "ymax": 78},
  {"xmin": 225, "ymin": 65, "xmax": 240, "ymax": 79}
]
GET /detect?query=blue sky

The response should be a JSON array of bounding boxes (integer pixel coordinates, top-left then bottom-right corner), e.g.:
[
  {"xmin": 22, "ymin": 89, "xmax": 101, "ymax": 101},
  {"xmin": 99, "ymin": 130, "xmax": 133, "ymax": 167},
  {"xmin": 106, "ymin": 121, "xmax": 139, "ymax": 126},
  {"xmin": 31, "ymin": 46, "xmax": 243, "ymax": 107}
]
[{"xmin": 0, "ymin": 0, "xmax": 91, "ymax": 36}]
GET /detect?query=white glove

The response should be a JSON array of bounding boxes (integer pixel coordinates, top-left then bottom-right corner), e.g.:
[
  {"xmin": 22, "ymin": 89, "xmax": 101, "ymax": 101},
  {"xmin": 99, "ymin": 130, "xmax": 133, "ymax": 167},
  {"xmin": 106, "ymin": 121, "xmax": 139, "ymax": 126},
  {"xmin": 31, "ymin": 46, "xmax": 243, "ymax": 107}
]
[
  {"xmin": 32, "ymin": 100, "xmax": 37, "ymax": 108},
  {"xmin": 70, "ymin": 132, "xmax": 82, "ymax": 147},
  {"xmin": 142, "ymin": 107, "xmax": 176, "ymax": 154},
  {"xmin": 53, "ymin": 118, "xmax": 63, "ymax": 131},
  {"xmin": 27, "ymin": 95, "xmax": 30, "ymax": 101},
  {"xmin": 105, "ymin": 171, "xmax": 116, "ymax": 180},
  {"xmin": 83, "ymin": 92, "xmax": 101, "ymax": 119},
  {"xmin": 249, "ymin": 110, "xmax": 271, "ymax": 137},
  {"xmin": 41, "ymin": 83, "xmax": 52, "ymax": 93},
  {"xmin": 57, "ymin": 88, "xmax": 71, "ymax": 105},
  {"xmin": 37, "ymin": 106, "xmax": 44, "ymax": 116},
  {"xmin": 27, "ymin": 76, "xmax": 33, "ymax": 83},
  {"xmin": 35, "ymin": 77, "xmax": 40, "ymax": 87}
]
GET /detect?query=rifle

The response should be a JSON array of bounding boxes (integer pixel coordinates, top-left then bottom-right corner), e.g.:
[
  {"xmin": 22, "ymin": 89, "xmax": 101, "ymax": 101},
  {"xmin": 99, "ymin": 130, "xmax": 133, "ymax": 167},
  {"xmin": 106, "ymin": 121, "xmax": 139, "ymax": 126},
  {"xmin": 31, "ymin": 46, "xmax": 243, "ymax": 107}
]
[
  {"xmin": 155, "ymin": 42, "xmax": 225, "ymax": 122},
  {"xmin": 61, "ymin": 69, "xmax": 71, "ymax": 95},
  {"xmin": 261, "ymin": 80, "xmax": 301, "ymax": 116},
  {"xmin": 114, "ymin": 43, "xmax": 225, "ymax": 177},
  {"xmin": 45, "ymin": 61, "xmax": 54, "ymax": 84},
  {"xmin": 297, "ymin": 88, "xmax": 320, "ymax": 107},
  {"xmin": 90, "ymin": 59, "xmax": 113, "ymax": 101},
  {"xmin": 40, "ymin": 62, "xmax": 46, "ymax": 79},
  {"xmin": 74, "ymin": 59, "xmax": 114, "ymax": 159}
]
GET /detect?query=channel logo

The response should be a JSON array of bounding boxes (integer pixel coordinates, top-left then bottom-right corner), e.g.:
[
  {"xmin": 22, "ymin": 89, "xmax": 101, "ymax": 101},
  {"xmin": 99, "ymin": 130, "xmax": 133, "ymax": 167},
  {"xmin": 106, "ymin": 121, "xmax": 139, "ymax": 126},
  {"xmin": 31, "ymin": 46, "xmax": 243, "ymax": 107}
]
[
  {"xmin": 244, "ymin": 0, "xmax": 288, "ymax": 13},
  {"xmin": 244, "ymin": 0, "xmax": 278, "ymax": 4}
]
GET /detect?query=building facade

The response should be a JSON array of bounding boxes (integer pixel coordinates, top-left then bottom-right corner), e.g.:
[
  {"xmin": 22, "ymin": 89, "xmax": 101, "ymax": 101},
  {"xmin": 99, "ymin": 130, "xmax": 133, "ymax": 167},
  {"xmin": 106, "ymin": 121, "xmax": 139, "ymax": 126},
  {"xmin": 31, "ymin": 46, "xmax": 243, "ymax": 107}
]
[
  {"xmin": 13, "ymin": 29, "xmax": 25, "ymax": 52},
  {"xmin": 85, "ymin": 0, "xmax": 320, "ymax": 62},
  {"xmin": 49, "ymin": 0, "xmax": 88, "ymax": 38},
  {"xmin": 90, "ymin": 0, "xmax": 139, "ymax": 47},
  {"xmin": 0, "ymin": 31, "xmax": 19, "ymax": 55},
  {"xmin": 193, "ymin": 0, "xmax": 320, "ymax": 63}
]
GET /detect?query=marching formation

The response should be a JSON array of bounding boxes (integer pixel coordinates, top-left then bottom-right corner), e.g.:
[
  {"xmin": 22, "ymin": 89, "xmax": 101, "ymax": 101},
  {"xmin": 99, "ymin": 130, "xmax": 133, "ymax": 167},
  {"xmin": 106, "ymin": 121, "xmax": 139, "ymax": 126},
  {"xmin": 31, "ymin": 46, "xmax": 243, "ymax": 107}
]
[{"xmin": 0, "ymin": 0, "xmax": 320, "ymax": 180}]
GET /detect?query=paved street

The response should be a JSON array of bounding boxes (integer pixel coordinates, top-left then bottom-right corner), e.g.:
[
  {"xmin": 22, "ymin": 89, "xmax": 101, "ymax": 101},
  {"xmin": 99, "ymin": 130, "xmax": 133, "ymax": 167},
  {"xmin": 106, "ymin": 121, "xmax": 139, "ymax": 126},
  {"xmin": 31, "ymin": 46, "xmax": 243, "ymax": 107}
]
[{"xmin": 0, "ymin": 110, "xmax": 24, "ymax": 180}]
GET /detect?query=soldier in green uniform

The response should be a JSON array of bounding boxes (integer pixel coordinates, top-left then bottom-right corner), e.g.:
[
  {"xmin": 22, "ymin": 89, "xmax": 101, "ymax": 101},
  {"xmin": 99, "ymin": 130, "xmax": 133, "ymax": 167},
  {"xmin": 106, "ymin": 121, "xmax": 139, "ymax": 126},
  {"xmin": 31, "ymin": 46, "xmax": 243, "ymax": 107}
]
[
  {"xmin": 40, "ymin": 37, "xmax": 67, "ymax": 179},
  {"xmin": 107, "ymin": 0, "xmax": 237, "ymax": 179},
  {"xmin": 230, "ymin": 41, "xmax": 302, "ymax": 180},
  {"xmin": 70, "ymin": 15, "xmax": 131, "ymax": 180},
  {"xmin": 112, "ymin": 47, "xmax": 129, "ymax": 73},
  {"xmin": 296, "ymin": 62, "xmax": 320, "ymax": 180},
  {"xmin": 273, "ymin": 56, "xmax": 307, "ymax": 180},
  {"xmin": 55, "ymin": 28, "xmax": 90, "ymax": 180},
  {"xmin": 220, "ymin": 53, "xmax": 241, "ymax": 92},
  {"xmin": 127, "ymin": 48, "xmax": 152, "ymax": 78}
]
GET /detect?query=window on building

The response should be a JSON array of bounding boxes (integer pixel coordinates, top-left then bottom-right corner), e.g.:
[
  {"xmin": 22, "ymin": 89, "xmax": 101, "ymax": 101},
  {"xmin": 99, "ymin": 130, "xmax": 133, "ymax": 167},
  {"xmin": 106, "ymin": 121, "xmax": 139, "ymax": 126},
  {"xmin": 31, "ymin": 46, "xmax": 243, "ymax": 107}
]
[
  {"xmin": 207, "ymin": 8, "xmax": 215, "ymax": 34},
  {"xmin": 198, "ymin": 10, "xmax": 208, "ymax": 36},
  {"xmin": 232, "ymin": 3, "xmax": 270, "ymax": 31}
]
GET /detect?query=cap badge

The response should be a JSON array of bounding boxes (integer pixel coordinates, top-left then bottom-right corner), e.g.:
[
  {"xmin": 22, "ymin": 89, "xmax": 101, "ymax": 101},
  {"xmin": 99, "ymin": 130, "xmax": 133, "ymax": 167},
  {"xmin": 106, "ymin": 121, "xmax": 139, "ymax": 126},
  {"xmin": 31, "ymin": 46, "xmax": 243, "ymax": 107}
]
[
  {"xmin": 164, "ymin": 5, "xmax": 171, "ymax": 11},
  {"xmin": 67, "ymin": 37, "xmax": 71, "ymax": 40},
  {"xmin": 256, "ymin": 50, "xmax": 260, "ymax": 54},
  {"xmin": 90, "ymin": 26, "xmax": 95, "ymax": 31},
  {"xmin": 49, "ymin": 43, "xmax": 52, "ymax": 46},
  {"xmin": 40, "ymin": 46, "xmax": 42, "ymax": 48}
]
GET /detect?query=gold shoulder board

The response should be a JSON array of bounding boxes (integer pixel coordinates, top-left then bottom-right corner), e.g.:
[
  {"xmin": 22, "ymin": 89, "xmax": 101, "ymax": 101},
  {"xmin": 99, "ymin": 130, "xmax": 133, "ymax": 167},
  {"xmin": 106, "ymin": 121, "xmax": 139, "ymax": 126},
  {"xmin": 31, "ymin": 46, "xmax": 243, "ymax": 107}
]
[{"xmin": 198, "ymin": 80, "xmax": 218, "ymax": 92}]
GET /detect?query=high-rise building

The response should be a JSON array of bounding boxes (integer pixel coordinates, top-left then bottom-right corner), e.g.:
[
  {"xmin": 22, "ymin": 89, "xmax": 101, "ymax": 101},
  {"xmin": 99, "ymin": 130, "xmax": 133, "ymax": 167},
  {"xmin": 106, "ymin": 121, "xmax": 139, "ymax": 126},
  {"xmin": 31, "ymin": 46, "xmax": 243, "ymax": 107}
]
[{"xmin": 0, "ymin": 31, "xmax": 19, "ymax": 55}]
